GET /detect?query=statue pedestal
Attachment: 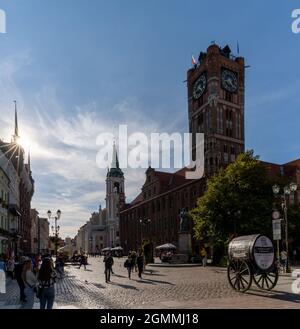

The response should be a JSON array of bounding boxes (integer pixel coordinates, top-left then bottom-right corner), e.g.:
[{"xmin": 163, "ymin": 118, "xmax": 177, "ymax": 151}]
[{"xmin": 178, "ymin": 232, "xmax": 192, "ymax": 255}]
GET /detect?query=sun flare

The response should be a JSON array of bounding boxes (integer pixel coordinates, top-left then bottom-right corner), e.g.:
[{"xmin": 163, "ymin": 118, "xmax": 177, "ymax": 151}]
[{"xmin": 17, "ymin": 134, "xmax": 36, "ymax": 153}]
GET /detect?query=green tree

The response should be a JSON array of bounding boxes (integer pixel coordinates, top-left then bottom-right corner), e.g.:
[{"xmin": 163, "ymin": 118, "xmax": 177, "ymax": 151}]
[
  {"xmin": 190, "ymin": 151, "xmax": 274, "ymax": 264},
  {"xmin": 288, "ymin": 204, "xmax": 300, "ymax": 249}
]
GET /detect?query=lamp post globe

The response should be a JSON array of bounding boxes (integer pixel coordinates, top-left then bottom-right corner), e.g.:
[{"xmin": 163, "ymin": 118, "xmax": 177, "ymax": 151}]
[
  {"xmin": 272, "ymin": 185, "xmax": 280, "ymax": 195},
  {"xmin": 290, "ymin": 182, "xmax": 297, "ymax": 192}
]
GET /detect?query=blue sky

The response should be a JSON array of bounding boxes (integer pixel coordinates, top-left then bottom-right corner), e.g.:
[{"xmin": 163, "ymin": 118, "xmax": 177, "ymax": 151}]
[{"xmin": 0, "ymin": 1, "xmax": 299, "ymax": 237}]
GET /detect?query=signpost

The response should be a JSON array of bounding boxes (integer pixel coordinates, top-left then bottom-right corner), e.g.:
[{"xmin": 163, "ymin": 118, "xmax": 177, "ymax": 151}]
[{"xmin": 272, "ymin": 215, "xmax": 282, "ymax": 261}]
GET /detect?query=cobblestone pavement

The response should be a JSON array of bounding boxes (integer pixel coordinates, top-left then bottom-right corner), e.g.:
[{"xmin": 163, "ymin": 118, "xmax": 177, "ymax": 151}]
[{"xmin": 1, "ymin": 257, "xmax": 300, "ymax": 309}]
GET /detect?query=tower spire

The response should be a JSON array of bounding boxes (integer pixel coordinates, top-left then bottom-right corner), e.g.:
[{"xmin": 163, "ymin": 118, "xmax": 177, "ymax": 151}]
[
  {"xmin": 107, "ymin": 141, "xmax": 123, "ymax": 178},
  {"xmin": 111, "ymin": 141, "xmax": 120, "ymax": 169},
  {"xmin": 28, "ymin": 149, "xmax": 31, "ymax": 171},
  {"xmin": 13, "ymin": 100, "xmax": 19, "ymax": 142}
]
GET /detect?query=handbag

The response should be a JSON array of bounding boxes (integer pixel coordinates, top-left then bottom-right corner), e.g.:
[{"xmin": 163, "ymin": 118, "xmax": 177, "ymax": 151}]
[{"xmin": 36, "ymin": 286, "xmax": 44, "ymax": 299}]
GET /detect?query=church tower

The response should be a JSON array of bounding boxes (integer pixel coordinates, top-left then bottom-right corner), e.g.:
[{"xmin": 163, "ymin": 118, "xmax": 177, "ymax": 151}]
[
  {"xmin": 187, "ymin": 44, "xmax": 245, "ymax": 176},
  {"xmin": 105, "ymin": 143, "xmax": 125, "ymax": 247}
]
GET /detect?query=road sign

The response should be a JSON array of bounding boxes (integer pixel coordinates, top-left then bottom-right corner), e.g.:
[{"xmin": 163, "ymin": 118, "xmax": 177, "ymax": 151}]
[{"xmin": 272, "ymin": 219, "xmax": 282, "ymax": 240}]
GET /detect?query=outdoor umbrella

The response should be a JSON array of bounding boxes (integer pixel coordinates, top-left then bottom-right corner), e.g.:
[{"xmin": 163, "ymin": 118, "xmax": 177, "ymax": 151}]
[
  {"xmin": 155, "ymin": 243, "xmax": 177, "ymax": 250},
  {"xmin": 111, "ymin": 246, "xmax": 123, "ymax": 251},
  {"xmin": 101, "ymin": 247, "xmax": 112, "ymax": 252}
]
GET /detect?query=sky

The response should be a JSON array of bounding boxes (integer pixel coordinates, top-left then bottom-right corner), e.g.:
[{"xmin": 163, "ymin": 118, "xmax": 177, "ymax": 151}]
[{"xmin": 0, "ymin": 0, "xmax": 299, "ymax": 238}]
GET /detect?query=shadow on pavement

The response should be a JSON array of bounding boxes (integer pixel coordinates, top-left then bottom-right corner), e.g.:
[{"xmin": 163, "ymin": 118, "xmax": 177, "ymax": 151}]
[
  {"xmin": 142, "ymin": 278, "xmax": 175, "ymax": 285},
  {"xmin": 108, "ymin": 282, "xmax": 139, "ymax": 290},
  {"xmin": 111, "ymin": 274, "xmax": 127, "ymax": 278},
  {"xmin": 133, "ymin": 279, "xmax": 155, "ymax": 285},
  {"xmin": 246, "ymin": 289, "xmax": 300, "ymax": 304},
  {"xmin": 93, "ymin": 283, "xmax": 106, "ymax": 289}
]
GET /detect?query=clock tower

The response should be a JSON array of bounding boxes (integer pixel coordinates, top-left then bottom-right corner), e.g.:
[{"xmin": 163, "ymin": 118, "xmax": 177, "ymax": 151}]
[{"xmin": 187, "ymin": 43, "xmax": 245, "ymax": 176}]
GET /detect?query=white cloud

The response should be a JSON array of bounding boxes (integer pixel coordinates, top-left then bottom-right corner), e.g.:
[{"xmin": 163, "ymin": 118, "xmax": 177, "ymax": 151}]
[{"xmin": 0, "ymin": 52, "xmax": 178, "ymax": 238}]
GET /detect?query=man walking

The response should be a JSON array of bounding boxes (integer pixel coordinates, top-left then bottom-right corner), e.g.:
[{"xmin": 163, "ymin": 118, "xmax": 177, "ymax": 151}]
[
  {"xmin": 136, "ymin": 253, "xmax": 144, "ymax": 279},
  {"xmin": 104, "ymin": 253, "xmax": 114, "ymax": 283}
]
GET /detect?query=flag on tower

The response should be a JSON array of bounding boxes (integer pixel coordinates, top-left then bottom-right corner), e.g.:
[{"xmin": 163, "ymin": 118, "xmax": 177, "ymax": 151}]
[{"xmin": 192, "ymin": 55, "xmax": 197, "ymax": 66}]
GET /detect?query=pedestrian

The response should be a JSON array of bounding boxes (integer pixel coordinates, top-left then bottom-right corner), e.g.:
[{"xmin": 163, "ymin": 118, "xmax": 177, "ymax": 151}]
[
  {"xmin": 201, "ymin": 247, "xmax": 207, "ymax": 267},
  {"xmin": 79, "ymin": 253, "xmax": 87, "ymax": 270},
  {"xmin": 130, "ymin": 251, "xmax": 137, "ymax": 272},
  {"xmin": 124, "ymin": 257, "xmax": 132, "ymax": 279},
  {"xmin": 6, "ymin": 257, "xmax": 15, "ymax": 279},
  {"xmin": 136, "ymin": 253, "xmax": 144, "ymax": 279},
  {"xmin": 0, "ymin": 256, "xmax": 6, "ymax": 294},
  {"xmin": 22, "ymin": 259, "xmax": 38, "ymax": 309},
  {"xmin": 14, "ymin": 257, "xmax": 26, "ymax": 302},
  {"xmin": 55, "ymin": 256, "xmax": 65, "ymax": 278},
  {"xmin": 38, "ymin": 258, "xmax": 57, "ymax": 309},
  {"xmin": 104, "ymin": 253, "xmax": 114, "ymax": 283}
]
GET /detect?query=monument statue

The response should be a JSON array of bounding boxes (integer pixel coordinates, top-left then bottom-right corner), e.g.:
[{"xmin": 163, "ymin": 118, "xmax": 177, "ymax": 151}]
[{"xmin": 179, "ymin": 208, "xmax": 190, "ymax": 232}]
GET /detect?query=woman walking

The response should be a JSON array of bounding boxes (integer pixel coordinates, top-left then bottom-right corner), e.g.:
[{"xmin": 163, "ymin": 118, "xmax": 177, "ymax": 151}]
[
  {"xmin": 38, "ymin": 258, "xmax": 57, "ymax": 309},
  {"xmin": 124, "ymin": 257, "xmax": 132, "ymax": 279},
  {"xmin": 22, "ymin": 259, "xmax": 37, "ymax": 309}
]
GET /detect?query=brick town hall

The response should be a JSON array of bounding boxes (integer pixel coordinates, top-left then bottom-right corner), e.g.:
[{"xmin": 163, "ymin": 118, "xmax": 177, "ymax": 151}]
[
  {"xmin": 117, "ymin": 43, "xmax": 300, "ymax": 255},
  {"xmin": 78, "ymin": 43, "xmax": 299, "ymax": 257}
]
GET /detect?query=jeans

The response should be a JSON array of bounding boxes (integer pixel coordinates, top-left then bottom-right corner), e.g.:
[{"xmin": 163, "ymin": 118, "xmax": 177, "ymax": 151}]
[
  {"xmin": 16, "ymin": 279, "xmax": 26, "ymax": 302},
  {"xmin": 23, "ymin": 286, "xmax": 35, "ymax": 309},
  {"xmin": 40, "ymin": 286, "xmax": 55, "ymax": 309},
  {"xmin": 105, "ymin": 267, "xmax": 111, "ymax": 282}
]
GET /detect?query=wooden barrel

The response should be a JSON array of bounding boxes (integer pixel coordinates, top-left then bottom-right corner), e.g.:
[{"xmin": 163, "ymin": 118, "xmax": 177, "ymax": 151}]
[{"xmin": 228, "ymin": 234, "xmax": 275, "ymax": 271}]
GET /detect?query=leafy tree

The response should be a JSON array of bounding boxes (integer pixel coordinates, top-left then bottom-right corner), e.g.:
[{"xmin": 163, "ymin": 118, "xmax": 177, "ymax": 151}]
[
  {"xmin": 190, "ymin": 151, "xmax": 275, "ymax": 264},
  {"xmin": 288, "ymin": 204, "xmax": 300, "ymax": 249}
]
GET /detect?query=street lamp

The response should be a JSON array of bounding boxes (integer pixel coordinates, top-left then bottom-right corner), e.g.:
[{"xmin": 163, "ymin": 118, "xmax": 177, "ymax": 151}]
[
  {"xmin": 272, "ymin": 182, "xmax": 297, "ymax": 272},
  {"xmin": 47, "ymin": 209, "xmax": 62, "ymax": 258}
]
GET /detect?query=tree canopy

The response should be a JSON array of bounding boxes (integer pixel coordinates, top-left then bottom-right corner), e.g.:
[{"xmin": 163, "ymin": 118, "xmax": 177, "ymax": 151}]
[{"xmin": 190, "ymin": 151, "xmax": 275, "ymax": 263}]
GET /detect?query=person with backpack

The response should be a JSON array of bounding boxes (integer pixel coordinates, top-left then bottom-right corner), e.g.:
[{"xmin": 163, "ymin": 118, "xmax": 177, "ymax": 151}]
[
  {"xmin": 104, "ymin": 253, "xmax": 114, "ymax": 283},
  {"xmin": 38, "ymin": 258, "xmax": 57, "ymax": 309},
  {"xmin": 124, "ymin": 256, "xmax": 132, "ymax": 279}
]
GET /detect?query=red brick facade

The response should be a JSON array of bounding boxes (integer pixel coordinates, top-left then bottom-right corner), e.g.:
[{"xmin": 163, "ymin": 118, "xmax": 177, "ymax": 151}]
[{"xmin": 120, "ymin": 168, "xmax": 206, "ymax": 254}]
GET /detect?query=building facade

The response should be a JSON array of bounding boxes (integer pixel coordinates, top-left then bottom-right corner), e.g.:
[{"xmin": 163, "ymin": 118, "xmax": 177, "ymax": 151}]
[
  {"xmin": 119, "ymin": 43, "xmax": 246, "ymax": 254},
  {"xmin": 75, "ymin": 206, "xmax": 107, "ymax": 254},
  {"xmin": 188, "ymin": 44, "xmax": 245, "ymax": 176},
  {"xmin": 120, "ymin": 168, "xmax": 206, "ymax": 254},
  {"xmin": 0, "ymin": 167, "xmax": 10, "ymax": 256},
  {"xmin": 30, "ymin": 209, "xmax": 38, "ymax": 254},
  {"xmin": 0, "ymin": 106, "xmax": 34, "ymax": 257}
]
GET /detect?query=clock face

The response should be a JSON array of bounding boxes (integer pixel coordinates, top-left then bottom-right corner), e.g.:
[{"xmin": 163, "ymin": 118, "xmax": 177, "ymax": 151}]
[
  {"xmin": 193, "ymin": 74, "xmax": 206, "ymax": 100},
  {"xmin": 222, "ymin": 69, "xmax": 238, "ymax": 93}
]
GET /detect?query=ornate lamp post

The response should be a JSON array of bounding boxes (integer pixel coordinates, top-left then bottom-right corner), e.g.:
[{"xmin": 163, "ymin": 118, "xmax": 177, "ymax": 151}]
[
  {"xmin": 272, "ymin": 182, "xmax": 297, "ymax": 272},
  {"xmin": 47, "ymin": 209, "xmax": 62, "ymax": 258}
]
